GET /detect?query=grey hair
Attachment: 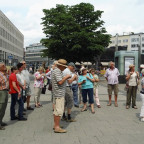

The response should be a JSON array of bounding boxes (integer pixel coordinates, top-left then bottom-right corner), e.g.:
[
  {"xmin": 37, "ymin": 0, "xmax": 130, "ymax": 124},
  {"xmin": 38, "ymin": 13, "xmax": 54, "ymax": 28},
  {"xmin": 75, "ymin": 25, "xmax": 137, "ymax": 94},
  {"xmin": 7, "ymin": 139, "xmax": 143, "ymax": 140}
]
[{"xmin": 108, "ymin": 61, "xmax": 114, "ymax": 67}]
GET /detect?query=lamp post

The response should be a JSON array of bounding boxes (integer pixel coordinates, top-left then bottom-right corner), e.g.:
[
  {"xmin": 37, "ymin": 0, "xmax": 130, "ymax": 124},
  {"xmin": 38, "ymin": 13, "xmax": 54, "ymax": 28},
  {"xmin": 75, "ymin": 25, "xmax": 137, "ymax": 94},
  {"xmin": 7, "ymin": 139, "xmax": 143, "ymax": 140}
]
[
  {"xmin": 115, "ymin": 33, "xmax": 119, "ymax": 51},
  {"xmin": 138, "ymin": 34, "xmax": 142, "ymax": 73}
]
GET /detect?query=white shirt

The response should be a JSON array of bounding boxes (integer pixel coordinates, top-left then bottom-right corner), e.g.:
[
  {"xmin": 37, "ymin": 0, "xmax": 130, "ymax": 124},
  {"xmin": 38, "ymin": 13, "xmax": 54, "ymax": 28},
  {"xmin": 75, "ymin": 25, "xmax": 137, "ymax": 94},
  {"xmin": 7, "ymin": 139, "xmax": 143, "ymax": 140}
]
[
  {"xmin": 63, "ymin": 68, "xmax": 72, "ymax": 86},
  {"xmin": 16, "ymin": 72, "xmax": 25, "ymax": 86},
  {"xmin": 21, "ymin": 69, "xmax": 30, "ymax": 86},
  {"xmin": 72, "ymin": 73, "xmax": 78, "ymax": 85},
  {"xmin": 128, "ymin": 72, "xmax": 137, "ymax": 86}
]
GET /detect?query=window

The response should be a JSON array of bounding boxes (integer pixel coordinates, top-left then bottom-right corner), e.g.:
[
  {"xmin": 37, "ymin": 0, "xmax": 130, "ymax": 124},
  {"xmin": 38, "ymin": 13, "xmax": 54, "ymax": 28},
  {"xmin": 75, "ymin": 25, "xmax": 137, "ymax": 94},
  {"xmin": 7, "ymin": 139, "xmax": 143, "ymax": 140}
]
[
  {"xmin": 123, "ymin": 39, "xmax": 128, "ymax": 43},
  {"xmin": 118, "ymin": 40, "xmax": 121, "ymax": 43},
  {"xmin": 142, "ymin": 37, "xmax": 144, "ymax": 41},
  {"xmin": 142, "ymin": 44, "xmax": 144, "ymax": 47},
  {"xmin": 131, "ymin": 38, "xmax": 139, "ymax": 42}
]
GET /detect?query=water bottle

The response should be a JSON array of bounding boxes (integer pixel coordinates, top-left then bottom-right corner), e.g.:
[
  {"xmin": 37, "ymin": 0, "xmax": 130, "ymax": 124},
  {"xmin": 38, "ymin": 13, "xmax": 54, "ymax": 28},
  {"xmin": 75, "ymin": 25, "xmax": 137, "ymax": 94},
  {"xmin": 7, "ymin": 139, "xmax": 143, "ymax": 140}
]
[{"xmin": 23, "ymin": 90, "xmax": 25, "ymax": 96}]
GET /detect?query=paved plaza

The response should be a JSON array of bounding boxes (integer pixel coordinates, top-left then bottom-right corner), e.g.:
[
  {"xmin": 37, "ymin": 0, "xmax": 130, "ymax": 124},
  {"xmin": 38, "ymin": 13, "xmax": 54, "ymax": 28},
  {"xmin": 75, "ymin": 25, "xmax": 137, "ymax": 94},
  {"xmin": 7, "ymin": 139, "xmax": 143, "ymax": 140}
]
[{"xmin": 0, "ymin": 79, "xmax": 144, "ymax": 144}]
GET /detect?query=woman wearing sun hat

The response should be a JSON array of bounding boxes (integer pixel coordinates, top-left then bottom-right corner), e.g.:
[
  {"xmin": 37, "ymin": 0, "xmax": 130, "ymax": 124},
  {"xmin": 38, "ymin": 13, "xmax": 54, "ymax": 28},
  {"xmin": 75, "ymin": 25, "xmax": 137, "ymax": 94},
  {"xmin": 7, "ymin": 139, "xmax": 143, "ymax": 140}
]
[
  {"xmin": 78, "ymin": 67, "xmax": 95, "ymax": 114},
  {"xmin": 126, "ymin": 64, "xmax": 139, "ymax": 109}
]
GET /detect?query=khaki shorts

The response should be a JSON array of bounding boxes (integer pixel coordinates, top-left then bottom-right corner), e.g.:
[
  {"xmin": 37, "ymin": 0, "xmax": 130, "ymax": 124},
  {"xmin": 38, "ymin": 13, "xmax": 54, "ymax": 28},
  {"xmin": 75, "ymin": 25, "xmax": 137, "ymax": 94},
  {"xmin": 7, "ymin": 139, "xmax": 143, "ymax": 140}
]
[
  {"xmin": 107, "ymin": 84, "xmax": 119, "ymax": 95},
  {"xmin": 65, "ymin": 87, "xmax": 73, "ymax": 109},
  {"xmin": 53, "ymin": 97, "xmax": 64, "ymax": 117},
  {"xmin": 26, "ymin": 87, "xmax": 31, "ymax": 96}
]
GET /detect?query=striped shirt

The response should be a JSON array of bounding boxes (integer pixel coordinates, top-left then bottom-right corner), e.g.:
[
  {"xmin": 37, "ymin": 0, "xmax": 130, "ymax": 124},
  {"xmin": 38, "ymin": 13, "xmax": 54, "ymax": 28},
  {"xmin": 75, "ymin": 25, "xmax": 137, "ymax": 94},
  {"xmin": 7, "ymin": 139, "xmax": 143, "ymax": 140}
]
[
  {"xmin": 0, "ymin": 71, "xmax": 8, "ymax": 90},
  {"xmin": 52, "ymin": 67, "xmax": 66, "ymax": 98}
]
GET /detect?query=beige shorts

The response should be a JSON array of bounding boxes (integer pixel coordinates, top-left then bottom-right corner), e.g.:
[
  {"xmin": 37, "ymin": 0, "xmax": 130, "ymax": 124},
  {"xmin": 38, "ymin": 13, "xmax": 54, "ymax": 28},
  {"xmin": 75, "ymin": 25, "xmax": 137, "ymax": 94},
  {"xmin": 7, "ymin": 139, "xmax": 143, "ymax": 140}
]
[
  {"xmin": 53, "ymin": 97, "xmax": 64, "ymax": 117},
  {"xmin": 108, "ymin": 84, "xmax": 119, "ymax": 95},
  {"xmin": 26, "ymin": 87, "xmax": 31, "ymax": 96}
]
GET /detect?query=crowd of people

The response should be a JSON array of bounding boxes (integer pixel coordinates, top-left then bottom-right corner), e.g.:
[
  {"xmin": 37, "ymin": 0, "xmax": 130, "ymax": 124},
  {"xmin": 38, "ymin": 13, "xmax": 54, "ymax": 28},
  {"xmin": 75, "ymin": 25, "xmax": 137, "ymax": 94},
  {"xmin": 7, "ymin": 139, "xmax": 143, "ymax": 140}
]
[{"xmin": 0, "ymin": 60, "xmax": 144, "ymax": 133}]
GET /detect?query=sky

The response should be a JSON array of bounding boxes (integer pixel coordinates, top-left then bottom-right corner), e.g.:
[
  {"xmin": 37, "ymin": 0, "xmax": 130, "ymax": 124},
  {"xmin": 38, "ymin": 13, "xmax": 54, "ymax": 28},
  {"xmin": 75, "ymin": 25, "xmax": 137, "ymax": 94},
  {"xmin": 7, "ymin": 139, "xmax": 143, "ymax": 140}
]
[{"xmin": 1, "ymin": 0, "xmax": 144, "ymax": 47}]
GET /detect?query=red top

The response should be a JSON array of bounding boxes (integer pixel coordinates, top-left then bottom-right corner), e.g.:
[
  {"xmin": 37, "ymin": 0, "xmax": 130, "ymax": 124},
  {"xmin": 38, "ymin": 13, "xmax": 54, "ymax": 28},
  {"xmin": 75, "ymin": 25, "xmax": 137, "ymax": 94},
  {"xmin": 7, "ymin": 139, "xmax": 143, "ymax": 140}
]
[
  {"xmin": 45, "ymin": 69, "xmax": 50, "ymax": 73},
  {"xmin": 9, "ymin": 73, "xmax": 20, "ymax": 94}
]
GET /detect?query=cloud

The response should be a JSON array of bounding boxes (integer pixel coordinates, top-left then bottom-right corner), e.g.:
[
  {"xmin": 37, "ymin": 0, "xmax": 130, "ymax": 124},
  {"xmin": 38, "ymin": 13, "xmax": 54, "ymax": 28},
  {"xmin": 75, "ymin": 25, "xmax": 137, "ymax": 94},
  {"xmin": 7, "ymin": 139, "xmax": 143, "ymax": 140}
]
[{"xmin": 2, "ymin": 0, "xmax": 144, "ymax": 47}]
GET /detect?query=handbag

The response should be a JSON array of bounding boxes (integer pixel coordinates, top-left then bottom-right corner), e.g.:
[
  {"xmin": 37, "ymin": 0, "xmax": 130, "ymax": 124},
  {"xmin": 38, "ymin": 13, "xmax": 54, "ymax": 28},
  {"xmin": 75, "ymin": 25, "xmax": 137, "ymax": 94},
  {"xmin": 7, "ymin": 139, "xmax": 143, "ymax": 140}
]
[
  {"xmin": 124, "ymin": 83, "xmax": 129, "ymax": 91},
  {"xmin": 48, "ymin": 83, "xmax": 52, "ymax": 91}
]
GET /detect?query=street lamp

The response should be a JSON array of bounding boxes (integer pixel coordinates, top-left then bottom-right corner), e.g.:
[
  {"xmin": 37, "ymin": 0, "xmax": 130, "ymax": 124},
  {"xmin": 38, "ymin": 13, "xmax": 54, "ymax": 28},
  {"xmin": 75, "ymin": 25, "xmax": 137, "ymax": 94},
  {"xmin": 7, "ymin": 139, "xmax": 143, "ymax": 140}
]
[
  {"xmin": 138, "ymin": 34, "xmax": 142, "ymax": 73},
  {"xmin": 115, "ymin": 33, "xmax": 119, "ymax": 51}
]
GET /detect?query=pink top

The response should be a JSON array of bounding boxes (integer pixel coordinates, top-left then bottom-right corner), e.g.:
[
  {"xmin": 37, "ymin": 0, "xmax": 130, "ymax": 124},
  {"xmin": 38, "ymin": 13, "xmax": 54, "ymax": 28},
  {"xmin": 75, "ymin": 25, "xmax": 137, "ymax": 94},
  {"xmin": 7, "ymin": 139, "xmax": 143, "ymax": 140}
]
[{"xmin": 34, "ymin": 72, "xmax": 44, "ymax": 88}]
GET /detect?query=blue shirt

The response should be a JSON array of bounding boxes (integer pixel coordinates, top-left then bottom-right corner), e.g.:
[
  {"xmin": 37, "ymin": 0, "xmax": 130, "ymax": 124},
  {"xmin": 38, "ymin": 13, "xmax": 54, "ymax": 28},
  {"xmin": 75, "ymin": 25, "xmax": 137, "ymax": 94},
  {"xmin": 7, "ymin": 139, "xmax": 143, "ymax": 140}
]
[{"xmin": 78, "ymin": 73, "xmax": 94, "ymax": 89}]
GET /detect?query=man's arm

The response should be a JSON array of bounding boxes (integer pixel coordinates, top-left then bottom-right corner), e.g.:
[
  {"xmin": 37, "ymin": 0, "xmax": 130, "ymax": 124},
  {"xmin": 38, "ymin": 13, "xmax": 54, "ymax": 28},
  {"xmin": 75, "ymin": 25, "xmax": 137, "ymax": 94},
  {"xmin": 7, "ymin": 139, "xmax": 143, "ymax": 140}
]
[
  {"xmin": 67, "ymin": 75, "xmax": 77, "ymax": 84},
  {"xmin": 58, "ymin": 75, "xmax": 71, "ymax": 85},
  {"xmin": 12, "ymin": 81, "xmax": 21, "ymax": 97}
]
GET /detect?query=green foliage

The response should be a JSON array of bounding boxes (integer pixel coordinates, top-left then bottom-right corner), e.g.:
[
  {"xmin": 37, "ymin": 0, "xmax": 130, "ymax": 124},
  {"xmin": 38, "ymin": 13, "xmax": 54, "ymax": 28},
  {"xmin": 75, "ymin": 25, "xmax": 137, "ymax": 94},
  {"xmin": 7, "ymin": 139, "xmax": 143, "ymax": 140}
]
[{"xmin": 41, "ymin": 3, "xmax": 111, "ymax": 63}]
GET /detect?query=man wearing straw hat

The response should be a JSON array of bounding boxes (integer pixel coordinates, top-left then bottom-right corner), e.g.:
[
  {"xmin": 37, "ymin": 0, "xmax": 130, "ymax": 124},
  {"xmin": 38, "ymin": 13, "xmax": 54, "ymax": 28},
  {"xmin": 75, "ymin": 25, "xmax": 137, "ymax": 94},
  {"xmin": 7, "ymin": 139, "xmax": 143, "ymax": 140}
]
[{"xmin": 52, "ymin": 59, "xmax": 71, "ymax": 133}]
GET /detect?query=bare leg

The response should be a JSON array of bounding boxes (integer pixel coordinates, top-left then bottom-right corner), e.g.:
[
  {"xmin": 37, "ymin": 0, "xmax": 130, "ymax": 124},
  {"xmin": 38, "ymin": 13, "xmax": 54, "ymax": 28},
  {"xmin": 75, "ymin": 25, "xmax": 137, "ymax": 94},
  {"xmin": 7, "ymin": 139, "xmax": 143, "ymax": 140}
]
[
  {"xmin": 107, "ymin": 95, "xmax": 112, "ymax": 106},
  {"xmin": 27, "ymin": 96, "xmax": 30, "ymax": 108}
]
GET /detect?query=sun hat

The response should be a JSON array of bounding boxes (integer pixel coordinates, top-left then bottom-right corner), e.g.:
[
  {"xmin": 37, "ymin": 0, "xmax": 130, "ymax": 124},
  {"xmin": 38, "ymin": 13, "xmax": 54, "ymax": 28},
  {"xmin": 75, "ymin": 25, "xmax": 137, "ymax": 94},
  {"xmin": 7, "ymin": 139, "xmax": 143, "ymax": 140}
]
[
  {"xmin": 81, "ymin": 67, "xmax": 87, "ymax": 73},
  {"xmin": 56, "ymin": 59, "xmax": 67, "ymax": 67}
]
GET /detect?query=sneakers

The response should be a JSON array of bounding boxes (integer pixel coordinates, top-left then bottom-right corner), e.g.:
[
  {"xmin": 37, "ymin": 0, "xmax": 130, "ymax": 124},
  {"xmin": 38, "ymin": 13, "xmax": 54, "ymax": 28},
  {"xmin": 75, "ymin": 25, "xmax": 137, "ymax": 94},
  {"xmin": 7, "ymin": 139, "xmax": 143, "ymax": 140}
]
[
  {"xmin": 18, "ymin": 117, "xmax": 27, "ymax": 121},
  {"xmin": 66, "ymin": 118, "xmax": 76, "ymax": 122},
  {"xmin": 27, "ymin": 107, "xmax": 34, "ymax": 110},
  {"xmin": 74, "ymin": 105, "xmax": 79, "ymax": 108},
  {"xmin": 11, "ymin": 117, "xmax": 19, "ymax": 121},
  {"xmin": 1, "ymin": 122, "xmax": 7, "ymax": 126},
  {"xmin": 0, "ymin": 126, "xmax": 5, "ymax": 130},
  {"xmin": 54, "ymin": 128, "xmax": 67, "ymax": 133},
  {"xmin": 61, "ymin": 117, "xmax": 67, "ymax": 121}
]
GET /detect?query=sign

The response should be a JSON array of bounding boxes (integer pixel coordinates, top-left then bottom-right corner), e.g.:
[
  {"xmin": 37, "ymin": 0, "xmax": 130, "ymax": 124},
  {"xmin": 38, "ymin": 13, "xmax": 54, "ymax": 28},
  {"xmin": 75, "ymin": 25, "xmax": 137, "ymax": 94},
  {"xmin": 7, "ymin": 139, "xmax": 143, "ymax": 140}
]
[
  {"xmin": 8, "ymin": 56, "xmax": 13, "ymax": 59},
  {"xmin": 124, "ymin": 57, "xmax": 135, "ymax": 74}
]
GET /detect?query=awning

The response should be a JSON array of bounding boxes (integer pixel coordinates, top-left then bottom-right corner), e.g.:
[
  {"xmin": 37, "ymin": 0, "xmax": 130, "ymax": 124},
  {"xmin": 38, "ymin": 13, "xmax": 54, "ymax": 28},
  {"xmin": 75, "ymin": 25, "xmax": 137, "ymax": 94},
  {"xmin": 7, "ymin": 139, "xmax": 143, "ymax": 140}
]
[
  {"xmin": 101, "ymin": 62, "xmax": 109, "ymax": 66},
  {"xmin": 75, "ymin": 62, "xmax": 92, "ymax": 66}
]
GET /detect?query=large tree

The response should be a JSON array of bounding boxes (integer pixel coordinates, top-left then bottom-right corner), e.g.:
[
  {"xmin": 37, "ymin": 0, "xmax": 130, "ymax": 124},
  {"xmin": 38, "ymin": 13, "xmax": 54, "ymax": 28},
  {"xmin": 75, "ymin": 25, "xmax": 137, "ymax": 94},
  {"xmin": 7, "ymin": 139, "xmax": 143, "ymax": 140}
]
[{"xmin": 41, "ymin": 3, "xmax": 111, "ymax": 63}]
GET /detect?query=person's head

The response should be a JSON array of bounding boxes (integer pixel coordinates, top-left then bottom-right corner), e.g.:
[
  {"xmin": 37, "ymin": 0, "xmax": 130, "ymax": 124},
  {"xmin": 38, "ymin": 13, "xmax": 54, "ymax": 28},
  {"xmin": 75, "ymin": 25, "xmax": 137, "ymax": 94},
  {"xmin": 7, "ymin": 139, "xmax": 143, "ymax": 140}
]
[
  {"xmin": 21, "ymin": 60, "xmax": 26, "ymax": 69},
  {"xmin": 11, "ymin": 66, "xmax": 18, "ymax": 74},
  {"xmin": 90, "ymin": 68, "xmax": 95, "ymax": 75},
  {"xmin": 109, "ymin": 61, "xmax": 115, "ymax": 69},
  {"xmin": 0, "ymin": 62, "xmax": 6, "ymax": 72},
  {"xmin": 68, "ymin": 62, "xmax": 76, "ymax": 72},
  {"xmin": 52, "ymin": 61, "xmax": 58, "ymax": 69},
  {"xmin": 56, "ymin": 59, "xmax": 67, "ymax": 71},
  {"xmin": 141, "ymin": 69, "xmax": 144, "ymax": 76},
  {"xmin": 81, "ymin": 67, "xmax": 87, "ymax": 75},
  {"xmin": 17, "ymin": 63, "xmax": 23, "ymax": 72},
  {"xmin": 129, "ymin": 64, "xmax": 135, "ymax": 71},
  {"xmin": 38, "ymin": 67, "xmax": 44, "ymax": 74}
]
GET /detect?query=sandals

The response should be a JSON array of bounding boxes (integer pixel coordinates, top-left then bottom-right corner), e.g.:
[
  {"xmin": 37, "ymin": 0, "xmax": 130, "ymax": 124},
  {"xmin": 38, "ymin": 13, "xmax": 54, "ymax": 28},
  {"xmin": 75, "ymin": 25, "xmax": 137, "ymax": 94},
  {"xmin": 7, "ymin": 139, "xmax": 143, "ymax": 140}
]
[
  {"xmin": 81, "ymin": 108, "xmax": 87, "ymax": 112},
  {"xmin": 115, "ymin": 103, "xmax": 118, "ymax": 107},
  {"xmin": 91, "ymin": 111, "xmax": 95, "ymax": 114},
  {"xmin": 54, "ymin": 128, "xmax": 67, "ymax": 133},
  {"xmin": 107, "ymin": 103, "xmax": 111, "ymax": 106}
]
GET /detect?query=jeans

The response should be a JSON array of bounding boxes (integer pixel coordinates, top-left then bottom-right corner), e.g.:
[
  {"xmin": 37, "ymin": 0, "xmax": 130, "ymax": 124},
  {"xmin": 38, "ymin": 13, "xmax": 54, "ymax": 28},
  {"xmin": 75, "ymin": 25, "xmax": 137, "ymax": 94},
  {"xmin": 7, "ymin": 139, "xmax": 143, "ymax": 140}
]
[
  {"xmin": 10, "ymin": 93, "xmax": 24, "ymax": 119},
  {"xmin": 82, "ymin": 88, "xmax": 94, "ymax": 104},
  {"xmin": 72, "ymin": 84, "xmax": 79, "ymax": 105}
]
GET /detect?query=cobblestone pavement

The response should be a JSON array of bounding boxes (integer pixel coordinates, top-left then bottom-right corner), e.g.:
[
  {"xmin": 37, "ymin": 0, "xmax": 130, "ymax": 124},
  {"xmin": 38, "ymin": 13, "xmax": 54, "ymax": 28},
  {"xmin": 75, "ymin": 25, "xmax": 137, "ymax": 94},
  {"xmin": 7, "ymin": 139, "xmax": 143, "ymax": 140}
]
[{"xmin": 0, "ymin": 80, "xmax": 144, "ymax": 144}]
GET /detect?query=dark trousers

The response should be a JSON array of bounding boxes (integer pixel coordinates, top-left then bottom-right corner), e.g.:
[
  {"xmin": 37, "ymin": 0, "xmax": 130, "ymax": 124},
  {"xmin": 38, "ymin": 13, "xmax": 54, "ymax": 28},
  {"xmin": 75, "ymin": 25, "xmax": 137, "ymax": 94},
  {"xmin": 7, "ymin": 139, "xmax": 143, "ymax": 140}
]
[
  {"xmin": 0, "ymin": 91, "xmax": 8, "ymax": 125},
  {"xmin": 72, "ymin": 84, "xmax": 79, "ymax": 105},
  {"xmin": 82, "ymin": 88, "xmax": 94, "ymax": 104},
  {"xmin": 10, "ymin": 93, "xmax": 24, "ymax": 119},
  {"xmin": 126, "ymin": 86, "xmax": 137, "ymax": 107}
]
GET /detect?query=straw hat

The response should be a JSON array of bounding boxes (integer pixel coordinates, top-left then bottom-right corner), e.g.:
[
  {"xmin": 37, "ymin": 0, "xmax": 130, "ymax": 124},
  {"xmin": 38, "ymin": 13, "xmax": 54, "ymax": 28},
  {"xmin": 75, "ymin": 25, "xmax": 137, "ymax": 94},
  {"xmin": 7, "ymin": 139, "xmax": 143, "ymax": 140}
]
[{"xmin": 57, "ymin": 59, "xmax": 67, "ymax": 67}]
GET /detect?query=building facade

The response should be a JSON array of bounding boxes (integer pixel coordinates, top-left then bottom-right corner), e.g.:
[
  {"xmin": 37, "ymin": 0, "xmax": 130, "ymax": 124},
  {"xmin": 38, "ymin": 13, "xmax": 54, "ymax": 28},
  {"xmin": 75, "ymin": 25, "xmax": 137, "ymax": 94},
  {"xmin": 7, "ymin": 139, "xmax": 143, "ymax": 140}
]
[
  {"xmin": 0, "ymin": 10, "xmax": 24, "ymax": 66},
  {"xmin": 109, "ymin": 33, "xmax": 144, "ymax": 53},
  {"xmin": 25, "ymin": 43, "xmax": 51, "ymax": 70}
]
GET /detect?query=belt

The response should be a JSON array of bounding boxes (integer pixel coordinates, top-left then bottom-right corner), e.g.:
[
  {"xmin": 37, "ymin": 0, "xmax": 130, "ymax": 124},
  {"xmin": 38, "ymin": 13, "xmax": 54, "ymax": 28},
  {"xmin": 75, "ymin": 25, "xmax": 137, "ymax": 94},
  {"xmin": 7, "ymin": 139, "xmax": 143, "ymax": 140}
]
[
  {"xmin": 0, "ymin": 89, "xmax": 9, "ymax": 91},
  {"xmin": 66, "ymin": 86, "xmax": 71, "ymax": 87}
]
